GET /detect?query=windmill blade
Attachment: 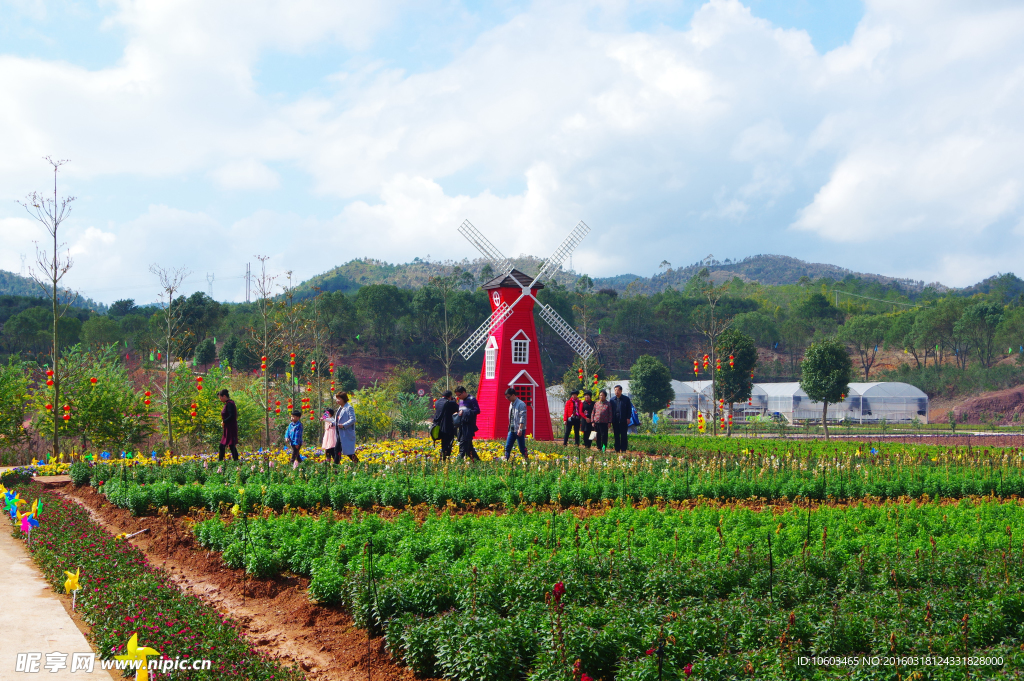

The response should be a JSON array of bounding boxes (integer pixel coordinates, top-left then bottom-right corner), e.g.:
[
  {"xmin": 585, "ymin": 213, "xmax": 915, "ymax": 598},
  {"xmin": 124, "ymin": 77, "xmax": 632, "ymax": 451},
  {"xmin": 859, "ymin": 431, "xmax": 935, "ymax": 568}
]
[
  {"xmin": 458, "ymin": 220, "xmax": 513, "ymax": 277},
  {"xmin": 538, "ymin": 303, "xmax": 594, "ymax": 360},
  {"xmin": 458, "ymin": 301, "xmax": 515, "ymax": 359},
  {"xmin": 534, "ymin": 220, "xmax": 590, "ymax": 284}
]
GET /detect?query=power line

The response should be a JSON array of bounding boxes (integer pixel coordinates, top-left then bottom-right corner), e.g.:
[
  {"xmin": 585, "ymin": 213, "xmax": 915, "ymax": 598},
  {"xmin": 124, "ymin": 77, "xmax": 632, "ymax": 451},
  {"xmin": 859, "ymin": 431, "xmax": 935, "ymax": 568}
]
[{"xmin": 834, "ymin": 289, "xmax": 919, "ymax": 308}]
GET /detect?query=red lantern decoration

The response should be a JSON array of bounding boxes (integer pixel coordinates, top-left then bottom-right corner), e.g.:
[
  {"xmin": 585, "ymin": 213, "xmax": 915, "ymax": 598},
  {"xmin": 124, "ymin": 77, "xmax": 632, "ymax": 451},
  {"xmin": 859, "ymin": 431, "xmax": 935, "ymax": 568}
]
[
  {"xmin": 196, "ymin": 384, "xmax": 203, "ymax": 391},
  {"xmin": 63, "ymin": 414, "xmax": 70, "ymax": 421},
  {"xmin": 275, "ymin": 400, "xmax": 281, "ymax": 406},
  {"xmin": 63, "ymin": 404, "xmax": 70, "ymax": 411},
  {"xmin": 90, "ymin": 377, "xmax": 98, "ymax": 384},
  {"xmin": 144, "ymin": 399, "xmax": 150, "ymax": 406},
  {"xmin": 290, "ymin": 353, "xmax": 296, "ymax": 358},
  {"xmin": 46, "ymin": 370, "xmax": 54, "ymax": 377},
  {"xmin": 145, "ymin": 391, "xmax": 151, "ymax": 397},
  {"xmin": 729, "ymin": 355, "xmax": 734, "ymax": 368},
  {"xmin": 196, "ymin": 376, "xmax": 203, "ymax": 383},
  {"xmin": 45, "ymin": 403, "xmax": 53, "ymax": 411},
  {"xmin": 261, "ymin": 356, "xmax": 267, "ymax": 362},
  {"xmin": 716, "ymin": 357, "xmax": 721, "ymax": 370},
  {"xmin": 275, "ymin": 408, "xmax": 281, "ymax": 414},
  {"xmin": 46, "ymin": 380, "xmax": 54, "ymax": 386}
]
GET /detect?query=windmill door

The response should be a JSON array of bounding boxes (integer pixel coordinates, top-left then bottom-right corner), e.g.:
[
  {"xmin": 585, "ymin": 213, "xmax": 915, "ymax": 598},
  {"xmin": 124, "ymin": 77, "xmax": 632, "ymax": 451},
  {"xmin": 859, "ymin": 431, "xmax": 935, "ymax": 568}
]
[{"xmin": 509, "ymin": 370, "xmax": 538, "ymax": 436}]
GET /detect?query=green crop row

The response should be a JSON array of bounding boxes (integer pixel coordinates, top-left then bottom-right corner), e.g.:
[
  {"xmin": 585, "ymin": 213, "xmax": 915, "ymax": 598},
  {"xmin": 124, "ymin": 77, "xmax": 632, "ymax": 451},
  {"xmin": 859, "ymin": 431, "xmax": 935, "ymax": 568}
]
[
  {"xmin": 193, "ymin": 500, "xmax": 1024, "ymax": 680},
  {"xmin": 79, "ymin": 449, "xmax": 1024, "ymax": 517}
]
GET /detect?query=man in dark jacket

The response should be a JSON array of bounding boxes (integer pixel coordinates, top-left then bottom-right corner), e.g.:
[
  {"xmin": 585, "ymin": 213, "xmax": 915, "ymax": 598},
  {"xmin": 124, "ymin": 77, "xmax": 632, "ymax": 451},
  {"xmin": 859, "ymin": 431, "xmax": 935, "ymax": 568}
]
[
  {"xmin": 433, "ymin": 390, "xmax": 459, "ymax": 461},
  {"xmin": 454, "ymin": 386, "xmax": 481, "ymax": 461},
  {"xmin": 608, "ymin": 385, "xmax": 633, "ymax": 453}
]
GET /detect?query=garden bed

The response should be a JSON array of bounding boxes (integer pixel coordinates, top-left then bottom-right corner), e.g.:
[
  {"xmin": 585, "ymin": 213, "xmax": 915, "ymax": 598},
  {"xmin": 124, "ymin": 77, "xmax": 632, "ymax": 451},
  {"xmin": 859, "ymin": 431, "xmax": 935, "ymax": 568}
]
[{"xmin": 59, "ymin": 483, "xmax": 426, "ymax": 681}]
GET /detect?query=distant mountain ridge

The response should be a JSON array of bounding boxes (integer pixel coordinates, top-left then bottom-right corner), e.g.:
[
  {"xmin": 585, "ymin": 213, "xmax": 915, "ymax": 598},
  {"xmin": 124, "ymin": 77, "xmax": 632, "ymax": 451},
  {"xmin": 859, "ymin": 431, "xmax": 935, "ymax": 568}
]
[
  {"xmin": 608, "ymin": 254, "xmax": 939, "ymax": 295},
  {"xmin": 0, "ymin": 270, "xmax": 107, "ymax": 312},
  {"xmin": 295, "ymin": 253, "xmax": 945, "ymax": 296}
]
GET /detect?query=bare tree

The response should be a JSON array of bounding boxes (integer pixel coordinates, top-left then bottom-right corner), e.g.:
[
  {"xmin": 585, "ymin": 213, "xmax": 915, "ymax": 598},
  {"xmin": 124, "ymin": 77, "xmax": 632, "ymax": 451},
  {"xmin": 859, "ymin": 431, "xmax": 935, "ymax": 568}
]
[
  {"xmin": 21, "ymin": 158, "xmax": 76, "ymax": 460},
  {"xmin": 427, "ymin": 267, "xmax": 471, "ymax": 391},
  {"xmin": 150, "ymin": 264, "xmax": 191, "ymax": 450},
  {"xmin": 571, "ymin": 274, "xmax": 602, "ymax": 385},
  {"xmin": 690, "ymin": 269, "xmax": 732, "ymax": 435},
  {"xmin": 250, "ymin": 256, "xmax": 283, "ymax": 448},
  {"xmin": 279, "ymin": 271, "xmax": 309, "ymax": 405}
]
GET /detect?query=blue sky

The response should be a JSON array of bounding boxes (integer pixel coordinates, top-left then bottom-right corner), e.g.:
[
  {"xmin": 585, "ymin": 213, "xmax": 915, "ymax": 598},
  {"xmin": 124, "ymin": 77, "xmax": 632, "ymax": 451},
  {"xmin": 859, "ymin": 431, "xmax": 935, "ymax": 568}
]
[{"xmin": 1, "ymin": 0, "xmax": 1022, "ymax": 304}]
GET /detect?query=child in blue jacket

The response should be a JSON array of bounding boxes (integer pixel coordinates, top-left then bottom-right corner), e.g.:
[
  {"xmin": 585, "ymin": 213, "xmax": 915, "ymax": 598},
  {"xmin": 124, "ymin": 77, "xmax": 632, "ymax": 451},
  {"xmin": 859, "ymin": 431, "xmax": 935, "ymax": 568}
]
[{"xmin": 285, "ymin": 410, "xmax": 303, "ymax": 468}]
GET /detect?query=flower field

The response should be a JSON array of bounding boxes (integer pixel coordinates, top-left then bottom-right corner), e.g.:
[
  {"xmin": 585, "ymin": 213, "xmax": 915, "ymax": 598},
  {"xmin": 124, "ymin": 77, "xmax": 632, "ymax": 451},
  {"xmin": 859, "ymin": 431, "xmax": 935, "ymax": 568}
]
[
  {"xmin": 10, "ymin": 434, "xmax": 1024, "ymax": 679},
  {"xmin": 4, "ymin": 484, "xmax": 304, "ymax": 680}
]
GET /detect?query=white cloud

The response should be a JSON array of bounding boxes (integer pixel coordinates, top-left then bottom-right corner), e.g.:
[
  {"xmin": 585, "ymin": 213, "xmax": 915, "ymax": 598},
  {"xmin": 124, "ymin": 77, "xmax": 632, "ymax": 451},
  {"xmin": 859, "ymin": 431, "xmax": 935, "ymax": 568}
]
[
  {"xmin": 2, "ymin": 0, "xmax": 1024, "ymax": 300},
  {"xmin": 210, "ymin": 160, "xmax": 280, "ymax": 190}
]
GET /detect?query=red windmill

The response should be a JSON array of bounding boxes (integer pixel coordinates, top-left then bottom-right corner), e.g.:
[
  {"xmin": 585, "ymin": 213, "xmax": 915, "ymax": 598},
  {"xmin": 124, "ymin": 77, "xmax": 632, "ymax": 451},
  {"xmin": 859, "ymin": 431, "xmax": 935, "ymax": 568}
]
[{"xmin": 457, "ymin": 220, "xmax": 594, "ymax": 441}]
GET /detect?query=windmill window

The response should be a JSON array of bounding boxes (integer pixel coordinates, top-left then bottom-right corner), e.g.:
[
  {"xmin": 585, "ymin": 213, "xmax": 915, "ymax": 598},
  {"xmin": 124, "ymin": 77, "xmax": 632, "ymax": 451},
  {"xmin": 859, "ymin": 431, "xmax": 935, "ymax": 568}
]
[
  {"xmin": 485, "ymin": 347, "xmax": 497, "ymax": 379},
  {"xmin": 512, "ymin": 338, "xmax": 529, "ymax": 364}
]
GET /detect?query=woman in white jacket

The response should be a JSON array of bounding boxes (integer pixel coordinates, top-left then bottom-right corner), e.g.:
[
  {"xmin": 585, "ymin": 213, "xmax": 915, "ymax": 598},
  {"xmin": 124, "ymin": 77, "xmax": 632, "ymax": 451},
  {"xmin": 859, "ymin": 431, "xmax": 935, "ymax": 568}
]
[{"xmin": 334, "ymin": 392, "xmax": 358, "ymax": 463}]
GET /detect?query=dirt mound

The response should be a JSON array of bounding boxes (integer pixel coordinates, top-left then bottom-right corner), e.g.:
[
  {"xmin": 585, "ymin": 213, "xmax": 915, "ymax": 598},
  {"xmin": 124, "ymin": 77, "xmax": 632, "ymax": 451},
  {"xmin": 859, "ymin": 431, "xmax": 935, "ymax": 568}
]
[{"xmin": 953, "ymin": 386, "xmax": 1024, "ymax": 425}]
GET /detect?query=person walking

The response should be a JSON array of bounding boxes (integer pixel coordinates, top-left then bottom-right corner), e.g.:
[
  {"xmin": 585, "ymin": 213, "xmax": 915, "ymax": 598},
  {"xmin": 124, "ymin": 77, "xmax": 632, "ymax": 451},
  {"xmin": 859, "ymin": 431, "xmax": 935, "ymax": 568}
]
[
  {"xmin": 609, "ymin": 384, "xmax": 634, "ymax": 453},
  {"xmin": 285, "ymin": 409, "xmax": 303, "ymax": 469},
  {"xmin": 592, "ymin": 389, "xmax": 611, "ymax": 451},
  {"xmin": 217, "ymin": 389, "xmax": 239, "ymax": 461},
  {"xmin": 503, "ymin": 387, "xmax": 529, "ymax": 462},
  {"xmin": 580, "ymin": 390, "xmax": 595, "ymax": 448},
  {"xmin": 454, "ymin": 386, "xmax": 481, "ymax": 461},
  {"xmin": 334, "ymin": 392, "xmax": 358, "ymax": 463},
  {"xmin": 433, "ymin": 390, "xmax": 459, "ymax": 461},
  {"xmin": 562, "ymin": 390, "xmax": 582, "ymax": 446}
]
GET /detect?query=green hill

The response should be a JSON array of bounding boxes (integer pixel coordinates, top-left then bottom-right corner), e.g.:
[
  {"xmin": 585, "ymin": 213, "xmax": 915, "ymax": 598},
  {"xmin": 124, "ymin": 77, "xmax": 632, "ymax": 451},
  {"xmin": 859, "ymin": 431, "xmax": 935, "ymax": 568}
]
[{"xmin": 0, "ymin": 270, "xmax": 107, "ymax": 312}]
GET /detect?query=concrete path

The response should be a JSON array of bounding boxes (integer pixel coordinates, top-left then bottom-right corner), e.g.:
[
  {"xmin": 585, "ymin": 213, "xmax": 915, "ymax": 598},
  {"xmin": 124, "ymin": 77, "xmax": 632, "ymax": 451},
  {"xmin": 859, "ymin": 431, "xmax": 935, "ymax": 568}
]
[{"xmin": 0, "ymin": 522, "xmax": 116, "ymax": 679}]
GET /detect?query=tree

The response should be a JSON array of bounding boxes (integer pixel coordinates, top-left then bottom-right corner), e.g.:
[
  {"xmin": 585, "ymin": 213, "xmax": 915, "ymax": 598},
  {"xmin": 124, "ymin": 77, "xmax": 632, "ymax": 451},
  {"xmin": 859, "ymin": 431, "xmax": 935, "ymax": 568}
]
[
  {"xmin": 108, "ymin": 299, "xmax": 139, "ymax": 318},
  {"xmin": 800, "ymin": 337, "xmax": 852, "ymax": 440},
  {"xmin": 713, "ymin": 328, "xmax": 757, "ymax": 435},
  {"xmin": 356, "ymin": 284, "xmax": 408, "ymax": 355},
  {"xmin": 150, "ymin": 264, "xmax": 191, "ymax": 450},
  {"xmin": 21, "ymin": 157, "xmax": 76, "ymax": 459},
  {"xmin": 425, "ymin": 268, "xmax": 472, "ymax": 390},
  {"xmin": 82, "ymin": 316, "xmax": 121, "ymax": 347},
  {"xmin": 0, "ymin": 356, "xmax": 29, "ymax": 461},
  {"xmin": 797, "ymin": 293, "xmax": 841, "ymax": 323},
  {"xmin": 249, "ymin": 256, "xmax": 283, "ymax": 447},
  {"xmin": 731, "ymin": 311, "xmax": 780, "ymax": 350},
  {"xmin": 690, "ymin": 269, "xmax": 733, "ymax": 433},
  {"xmin": 629, "ymin": 355, "xmax": 673, "ymax": 415},
  {"xmin": 55, "ymin": 345, "xmax": 151, "ymax": 452},
  {"xmin": 194, "ymin": 338, "xmax": 216, "ymax": 367},
  {"xmin": 334, "ymin": 364, "xmax": 358, "ymax": 392},
  {"xmin": 884, "ymin": 310, "xmax": 923, "ymax": 368},
  {"xmin": 839, "ymin": 315, "xmax": 889, "ymax": 380},
  {"xmin": 955, "ymin": 302, "xmax": 1003, "ymax": 368}
]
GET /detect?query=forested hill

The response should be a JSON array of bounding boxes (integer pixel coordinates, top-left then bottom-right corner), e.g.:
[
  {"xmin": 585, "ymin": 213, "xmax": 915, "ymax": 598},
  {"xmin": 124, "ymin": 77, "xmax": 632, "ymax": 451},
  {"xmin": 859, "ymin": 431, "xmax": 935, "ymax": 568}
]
[
  {"xmin": 296, "ymin": 254, "xmax": 939, "ymax": 296},
  {"xmin": 622, "ymin": 255, "xmax": 934, "ymax": 294},
  {"xmin": 0, "ymin": 270, "xmax": 107, "ymax": 312}
]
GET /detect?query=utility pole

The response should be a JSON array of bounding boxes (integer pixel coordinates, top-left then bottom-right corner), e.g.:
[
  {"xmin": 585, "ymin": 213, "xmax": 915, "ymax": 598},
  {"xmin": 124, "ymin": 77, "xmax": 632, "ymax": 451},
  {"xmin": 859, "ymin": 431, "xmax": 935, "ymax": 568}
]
[
  {"xmin": 207, "ymin": 272, "xmax": 215, "ymax": 298},
  {"xmin": 245, "ymin": 263, "xmax": 251, "ymax": 303}
]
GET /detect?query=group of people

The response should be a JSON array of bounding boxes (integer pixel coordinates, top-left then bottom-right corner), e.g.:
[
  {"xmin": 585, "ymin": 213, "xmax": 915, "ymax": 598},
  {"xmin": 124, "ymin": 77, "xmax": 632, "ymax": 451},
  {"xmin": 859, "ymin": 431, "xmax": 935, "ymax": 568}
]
[
  {"xmin": 431, "ymin": 386, "xmax": 482, "ymax": 461},
  {"xmin": 216, "ymin": 388, "xmax": 358, "ymax": 465},
  {"xmin": 561, "ymin": 385, "xmax": 635, "ymax": 453},
  {"xmin": 433, "ymin": 385, "xmax": 538, "ymax": 462},
  {"xmin": 214, "ymin": 381, "xmax": 636, "ymax": 464}
]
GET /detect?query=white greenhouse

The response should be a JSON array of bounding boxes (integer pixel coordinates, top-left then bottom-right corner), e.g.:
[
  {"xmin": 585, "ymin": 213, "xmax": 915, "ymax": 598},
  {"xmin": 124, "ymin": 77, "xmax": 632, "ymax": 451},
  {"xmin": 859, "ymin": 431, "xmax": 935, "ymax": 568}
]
[{"xmin": 549, "ymin": 380, "xmax": 928, "ymax": 424}]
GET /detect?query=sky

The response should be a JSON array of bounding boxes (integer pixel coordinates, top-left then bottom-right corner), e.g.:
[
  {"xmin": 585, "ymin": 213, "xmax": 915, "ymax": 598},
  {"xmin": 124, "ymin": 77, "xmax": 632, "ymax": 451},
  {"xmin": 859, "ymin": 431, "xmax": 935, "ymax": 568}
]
[{"xmin": 0, "ymin": 0, "xmax": 1023, "ymax": 305}]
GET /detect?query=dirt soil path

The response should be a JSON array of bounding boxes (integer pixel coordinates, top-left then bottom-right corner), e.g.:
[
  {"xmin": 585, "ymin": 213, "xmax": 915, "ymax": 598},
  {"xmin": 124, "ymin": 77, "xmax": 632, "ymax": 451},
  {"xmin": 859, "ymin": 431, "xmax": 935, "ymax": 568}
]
[{"xmin": 58, "ymin": 485, "xmax": 433, "ymax": 681}]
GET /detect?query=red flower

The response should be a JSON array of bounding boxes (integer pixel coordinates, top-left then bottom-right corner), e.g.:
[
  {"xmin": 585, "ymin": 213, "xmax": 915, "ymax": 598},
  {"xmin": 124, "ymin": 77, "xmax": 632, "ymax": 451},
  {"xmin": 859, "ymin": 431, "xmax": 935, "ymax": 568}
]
[
  {"xmin": 552, "ymin": 581, "xmax": 565, "ymax": 602},
  {"xmin": 646, "ymin": 648, "xmax": 655, "ymax": 656},
  {"xmin": 581, "ymin": 675, "xmax": 593, "ymax": 681},
  {"xmin": 684, "ymin": 663, "xmax": 693, "ymax": 676}
]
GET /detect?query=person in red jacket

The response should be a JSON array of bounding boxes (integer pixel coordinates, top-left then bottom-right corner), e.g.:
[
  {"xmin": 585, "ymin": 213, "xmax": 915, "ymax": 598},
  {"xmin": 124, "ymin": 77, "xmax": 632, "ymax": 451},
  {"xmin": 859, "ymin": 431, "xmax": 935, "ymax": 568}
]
[{"xmin": 562, "ymin": 390, "xmax": 583, "ymax": 446}]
